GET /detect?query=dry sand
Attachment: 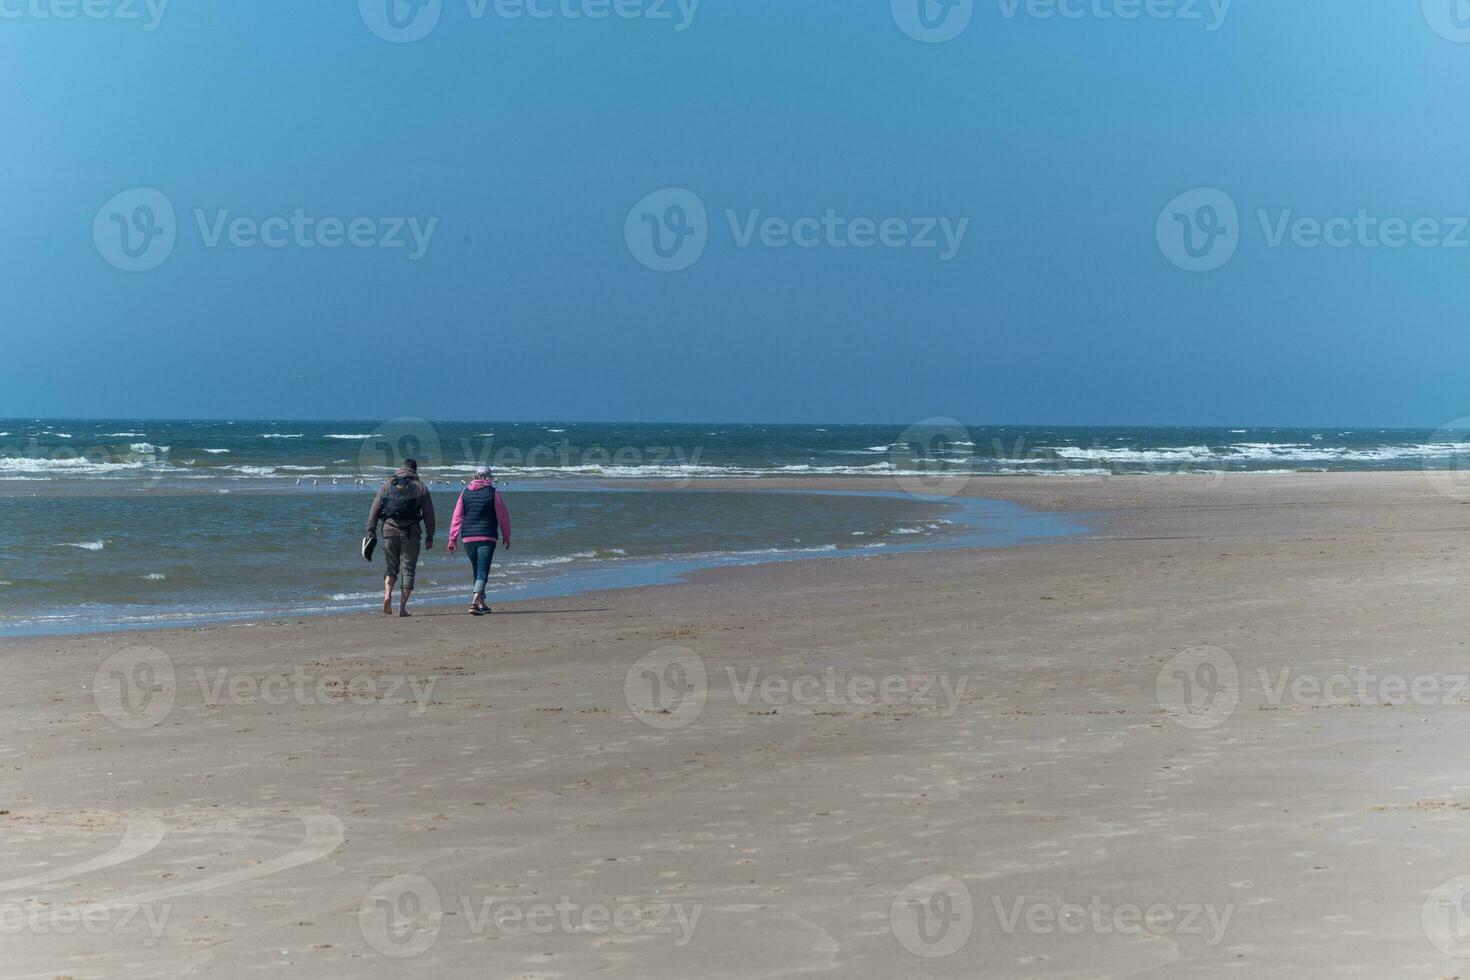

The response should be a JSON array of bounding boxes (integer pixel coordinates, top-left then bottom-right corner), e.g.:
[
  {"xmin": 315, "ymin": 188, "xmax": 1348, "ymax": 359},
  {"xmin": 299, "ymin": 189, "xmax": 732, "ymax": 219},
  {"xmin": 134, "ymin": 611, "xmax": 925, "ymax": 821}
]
[{"xmin": 7, "ymin": 472, "xmax": 1470, "ymax": 977}]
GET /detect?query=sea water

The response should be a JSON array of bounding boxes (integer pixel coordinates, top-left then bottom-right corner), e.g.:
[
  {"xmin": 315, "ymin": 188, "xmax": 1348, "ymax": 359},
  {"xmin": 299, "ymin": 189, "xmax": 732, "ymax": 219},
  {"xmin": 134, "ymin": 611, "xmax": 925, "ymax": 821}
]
[{"xmin": 3, "ymin": 418, "xmax": 1453, "ymax": 635}]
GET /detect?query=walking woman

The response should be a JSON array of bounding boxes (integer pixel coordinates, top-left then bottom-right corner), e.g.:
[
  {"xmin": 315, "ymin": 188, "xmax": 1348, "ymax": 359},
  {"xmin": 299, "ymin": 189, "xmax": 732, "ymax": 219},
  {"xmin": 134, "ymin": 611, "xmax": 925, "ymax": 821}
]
[{"xmin": 446, "ymin": 467, "xmax": 512, "ymax": 614}]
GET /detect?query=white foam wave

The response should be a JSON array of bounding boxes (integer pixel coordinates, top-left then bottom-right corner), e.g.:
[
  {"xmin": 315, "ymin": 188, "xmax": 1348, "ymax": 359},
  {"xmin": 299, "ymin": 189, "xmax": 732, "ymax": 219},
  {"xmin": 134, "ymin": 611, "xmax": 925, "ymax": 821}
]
[
  {"xmin": 1050, "ymin": 445, "xmax": 1215, "ymax": 462},
  {"xmin": 62, "ymin": 541, "xmax": 106, "ymax": 551},
  {"xmin": 1040, "ymin": 442, "xmax": 1470, "ymax": 466},
  {"xmin": 0, "ymin": 456, "xmax": 167, "ymax": 475},
  {"xmin": 522, "ymin": 550, "xmax": 601, "ymax": 568},
  {"xmin": 989, "ymin": 467, "xmax": 1112, "ymax": 476}
]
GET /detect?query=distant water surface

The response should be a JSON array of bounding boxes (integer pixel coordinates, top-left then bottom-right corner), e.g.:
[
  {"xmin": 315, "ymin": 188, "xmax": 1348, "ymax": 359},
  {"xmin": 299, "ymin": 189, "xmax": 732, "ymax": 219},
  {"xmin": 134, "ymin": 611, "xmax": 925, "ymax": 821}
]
[{"xmin": 3, "ymin": 419, "xmax": 1468, "ymax": 482}]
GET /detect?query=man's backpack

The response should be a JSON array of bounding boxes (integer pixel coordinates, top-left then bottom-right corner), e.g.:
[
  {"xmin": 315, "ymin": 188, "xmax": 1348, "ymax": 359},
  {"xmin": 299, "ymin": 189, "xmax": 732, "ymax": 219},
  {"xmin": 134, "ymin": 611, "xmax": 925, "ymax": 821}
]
[{"xmin": 381, "ymin": 474, "xmax": 422, "ymax": 523}]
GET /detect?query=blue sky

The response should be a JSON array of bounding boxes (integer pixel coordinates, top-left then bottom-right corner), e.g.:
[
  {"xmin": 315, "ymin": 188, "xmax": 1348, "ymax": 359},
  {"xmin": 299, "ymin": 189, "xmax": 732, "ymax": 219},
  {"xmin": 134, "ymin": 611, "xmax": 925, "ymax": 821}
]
[{"xmin": 4, "ymin": 0, "xmax": 1469, "ymax": 425}]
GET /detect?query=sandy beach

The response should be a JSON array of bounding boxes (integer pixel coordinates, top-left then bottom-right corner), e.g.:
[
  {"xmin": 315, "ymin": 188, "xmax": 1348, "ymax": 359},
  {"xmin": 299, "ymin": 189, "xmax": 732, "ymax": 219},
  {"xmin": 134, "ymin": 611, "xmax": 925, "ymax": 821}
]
[{"xmin": 7, "ymin": 471, "xmax": 1470, "ymax": 977}]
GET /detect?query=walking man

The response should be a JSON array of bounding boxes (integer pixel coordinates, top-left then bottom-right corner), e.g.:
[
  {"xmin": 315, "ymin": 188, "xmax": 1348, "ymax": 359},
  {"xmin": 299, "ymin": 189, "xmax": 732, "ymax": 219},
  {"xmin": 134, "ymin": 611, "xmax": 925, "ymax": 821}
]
[{"xmin": 367, "ymin": 457, "xmax": 435, "ymax": 617}]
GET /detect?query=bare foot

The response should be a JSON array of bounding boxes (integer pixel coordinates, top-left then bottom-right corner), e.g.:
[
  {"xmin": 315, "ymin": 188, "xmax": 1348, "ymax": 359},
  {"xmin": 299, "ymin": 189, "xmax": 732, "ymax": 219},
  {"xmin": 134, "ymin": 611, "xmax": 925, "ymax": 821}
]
[
  {"xmin": 382, "ymin": 596, "xmax": 393, "ymax": 615},
  {"xmin": 398, "ymin": 609, "xmax": 411, "ymax": 618}
]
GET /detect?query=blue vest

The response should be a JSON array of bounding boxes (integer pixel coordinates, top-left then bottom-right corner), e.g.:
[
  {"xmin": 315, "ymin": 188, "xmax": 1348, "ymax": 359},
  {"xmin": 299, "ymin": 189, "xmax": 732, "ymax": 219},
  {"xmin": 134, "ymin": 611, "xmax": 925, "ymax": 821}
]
[{"xmin": 459, "ymin": 486, "xmax": 500, "ymax": 539}]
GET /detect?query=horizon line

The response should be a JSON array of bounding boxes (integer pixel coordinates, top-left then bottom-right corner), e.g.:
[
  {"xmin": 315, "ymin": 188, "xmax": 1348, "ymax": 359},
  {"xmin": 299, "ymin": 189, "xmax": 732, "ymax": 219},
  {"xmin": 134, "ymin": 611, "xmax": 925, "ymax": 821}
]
[{"xmin": 0, "ymin": 417, "xmax": 1461, "ymax": 431}]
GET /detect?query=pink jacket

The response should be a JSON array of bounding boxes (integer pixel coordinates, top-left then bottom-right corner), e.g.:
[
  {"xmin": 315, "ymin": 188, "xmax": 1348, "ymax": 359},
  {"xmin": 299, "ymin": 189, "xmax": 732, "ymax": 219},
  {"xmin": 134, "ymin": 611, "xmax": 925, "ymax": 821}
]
[{"xmin": 448, "ymin": 480, "xmax": 512, "ymax": 547}]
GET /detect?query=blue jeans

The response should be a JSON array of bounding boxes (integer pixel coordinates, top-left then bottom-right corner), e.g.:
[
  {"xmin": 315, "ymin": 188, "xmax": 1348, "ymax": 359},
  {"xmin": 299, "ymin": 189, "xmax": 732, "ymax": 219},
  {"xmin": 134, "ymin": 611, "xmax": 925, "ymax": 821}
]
[{"xmin": 464, "ymin": 540, "xmax": 497, "ymax": 597}]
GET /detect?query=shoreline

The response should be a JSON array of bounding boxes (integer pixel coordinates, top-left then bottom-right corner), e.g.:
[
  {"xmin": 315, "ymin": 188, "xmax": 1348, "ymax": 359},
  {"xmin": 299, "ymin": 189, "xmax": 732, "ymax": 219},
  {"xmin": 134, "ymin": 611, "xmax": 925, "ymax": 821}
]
[
  {"xmin": 0, "ymin": 468, "xmax": 1454, "ymax": 648},
  {"xmin": 0, "ymin": 483, "xmax": 1092, "ymax": 640}
]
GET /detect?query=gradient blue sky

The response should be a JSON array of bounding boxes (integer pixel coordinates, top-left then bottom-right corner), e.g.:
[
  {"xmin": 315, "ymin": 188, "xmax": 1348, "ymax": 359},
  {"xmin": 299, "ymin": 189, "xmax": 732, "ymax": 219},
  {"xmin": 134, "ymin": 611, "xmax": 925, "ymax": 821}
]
[{"xmin": 4, "ymin": 1, "xmax": 1469, "ymax": 425}]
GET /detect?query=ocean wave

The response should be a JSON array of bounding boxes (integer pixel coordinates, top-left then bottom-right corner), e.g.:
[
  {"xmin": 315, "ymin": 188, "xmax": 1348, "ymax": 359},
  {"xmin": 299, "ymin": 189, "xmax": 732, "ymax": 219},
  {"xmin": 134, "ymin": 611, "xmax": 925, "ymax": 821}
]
[
  {"xmin": 1050, "ymin": 445, "xmax": 1216, "ymax": 462},
  {"xmin": 203, "ymin": 448, "xmax": 230, "ymax": 454},
  {"xmin": 719, "ymin": 544, "xmax": 841, "ymax": 558},
  {"xmin": 259, "ymin": 433, "xmax": 303, "ymax": 439},
  {"xmin": 129, "ymin": 442, "xmax": 169, "ymax": 453},
  {"xmin": 0, "ymin": 456, "xmax": 169, "ymax": 475},
  {"xmin": 324, "ymin": 434, "xmax": 372, "ymax": 439},
  {"xmin": 1032, "ymin": 442, "xmax": 1470, "ymax": 466},
  {"xmin": 61, "ymin": 540, "xmax": 106, "ymax": 551},
  {"xmin": 989, "ymin": 467, "xmax": 1113, "ymax": 476},
  {"xmin": 482, "ymin": 462, "xmax": 974, "ymax": 479},
  {"xmin": 521, "ymin": 550, "xmax": 602, "ymax": 568},
  {"xmin": 103, "ymin": 432, "xmax": 145, "ymax": 437}
]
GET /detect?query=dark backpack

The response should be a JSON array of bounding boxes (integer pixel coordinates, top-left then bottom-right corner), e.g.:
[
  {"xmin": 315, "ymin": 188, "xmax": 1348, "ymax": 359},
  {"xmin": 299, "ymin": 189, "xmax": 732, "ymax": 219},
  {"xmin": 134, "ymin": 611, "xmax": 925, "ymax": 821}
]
[{"xmin": 381, "ymin": 475, "xmax": 422, "ymax": 523}]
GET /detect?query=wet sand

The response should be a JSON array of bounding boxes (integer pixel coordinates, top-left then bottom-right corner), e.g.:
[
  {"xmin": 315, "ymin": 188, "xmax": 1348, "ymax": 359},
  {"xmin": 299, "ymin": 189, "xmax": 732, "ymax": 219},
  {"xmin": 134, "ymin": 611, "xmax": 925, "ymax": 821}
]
[{"xmin": 6, "ymin": 472, "xmax": 1470, "ymax": 977}]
